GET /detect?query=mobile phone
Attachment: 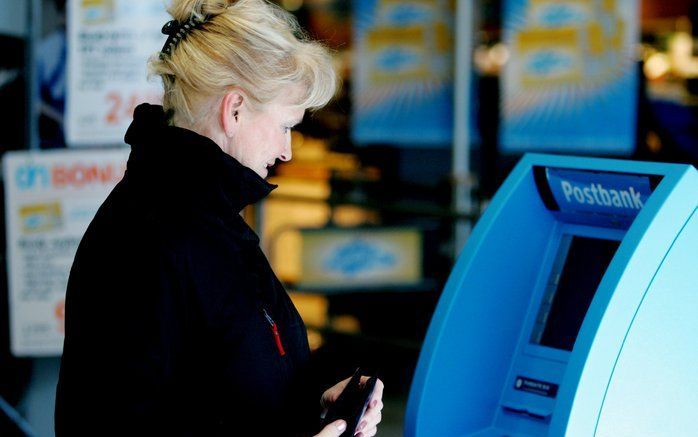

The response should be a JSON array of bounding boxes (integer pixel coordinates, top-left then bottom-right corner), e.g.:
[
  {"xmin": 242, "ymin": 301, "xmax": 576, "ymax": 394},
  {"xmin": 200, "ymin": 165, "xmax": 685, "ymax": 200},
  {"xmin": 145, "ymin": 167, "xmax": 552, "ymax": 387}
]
[{"xmin": 323, "ymin": 368, "xmax": 377, "ymax": 436}]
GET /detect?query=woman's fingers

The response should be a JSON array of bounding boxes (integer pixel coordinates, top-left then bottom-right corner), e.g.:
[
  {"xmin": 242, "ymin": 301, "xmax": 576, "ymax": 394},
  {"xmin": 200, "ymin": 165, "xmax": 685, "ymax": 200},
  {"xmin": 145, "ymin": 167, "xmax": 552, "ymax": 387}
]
[
  {"xmin": 321, "ymin": 376, "xmax": 352, "ymax": 409},
  {"xmin": 355, "ymin": 404, "xmax": 382, "ymax": 435},
  {"xmin": 357, "ymin": 378, "xmax": 384, "ymax": 435},
  {"xmin": 315, "ymin": 420, "xmax": 347, "ymax": 437},
  {"xmin": 358, "ymin": 420, "xmax": 380, "ymax": 436},
  {"xmin": 356, "ymin": 427, "xmax": 377, "ymax": 437},
  {"xmin": 369, "ymin": 379, "xmax": 384, "ymax": 404}
]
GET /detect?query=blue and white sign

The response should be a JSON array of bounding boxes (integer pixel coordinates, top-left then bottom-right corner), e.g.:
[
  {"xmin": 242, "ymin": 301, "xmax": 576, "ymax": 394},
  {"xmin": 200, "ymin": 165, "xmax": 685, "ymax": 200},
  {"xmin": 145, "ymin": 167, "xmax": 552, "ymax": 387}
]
[
  {"xmin": 546, "ymin": 168, "xmax": 652, "ymax": 224},
  {"xmin": 352, "ymin": 0, "xmax": 456, "ymax": 147},
  {"xmin": 299, "ymin": 227, "xmax": 423, "ymax": 291},
  {"xmin": 323, "ymin": 238, "xmax": 397, "ymax": 277},
  {"xmin": 501, "ymin": 0, "xmax": 639, "ymax": 154}
]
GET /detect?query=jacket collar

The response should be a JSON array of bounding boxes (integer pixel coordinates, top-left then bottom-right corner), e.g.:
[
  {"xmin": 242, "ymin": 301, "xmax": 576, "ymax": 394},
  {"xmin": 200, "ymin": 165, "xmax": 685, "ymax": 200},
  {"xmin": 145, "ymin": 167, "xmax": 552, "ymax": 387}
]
[{"xmin": 124, "ymin": 104, "xmax": 276, "ymax": 214}]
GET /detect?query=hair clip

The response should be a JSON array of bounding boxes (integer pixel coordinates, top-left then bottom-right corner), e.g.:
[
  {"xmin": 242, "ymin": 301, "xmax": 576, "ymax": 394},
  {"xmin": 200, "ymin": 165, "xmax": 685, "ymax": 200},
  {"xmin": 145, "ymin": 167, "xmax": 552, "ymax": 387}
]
[{"xmin": 159, "ymin": 15, "xmax": 210, "ymax": 59}]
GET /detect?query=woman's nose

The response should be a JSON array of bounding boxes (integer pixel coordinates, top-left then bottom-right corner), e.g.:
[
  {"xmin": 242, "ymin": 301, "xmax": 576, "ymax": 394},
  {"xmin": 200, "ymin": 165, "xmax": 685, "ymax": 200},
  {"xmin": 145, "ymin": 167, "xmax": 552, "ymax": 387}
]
[{"xmin": 280, "ymin": 140, "xmax": 292, "ymax": 162}]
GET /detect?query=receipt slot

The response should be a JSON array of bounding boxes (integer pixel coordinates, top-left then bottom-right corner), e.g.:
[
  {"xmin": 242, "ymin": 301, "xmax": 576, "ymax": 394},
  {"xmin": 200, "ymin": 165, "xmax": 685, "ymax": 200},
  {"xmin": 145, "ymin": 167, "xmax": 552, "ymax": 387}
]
[{"xmin": 406, "ymin": 154, "xmax": 698, "ymax": 437}]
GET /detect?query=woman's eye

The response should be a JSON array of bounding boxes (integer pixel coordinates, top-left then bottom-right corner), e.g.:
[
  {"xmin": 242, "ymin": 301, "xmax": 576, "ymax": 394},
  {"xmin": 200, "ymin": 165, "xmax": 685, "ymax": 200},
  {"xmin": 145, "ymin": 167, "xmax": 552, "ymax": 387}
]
[{"xmin": 283, "ymin": 127, "xmax": 291, "ymax": 134}]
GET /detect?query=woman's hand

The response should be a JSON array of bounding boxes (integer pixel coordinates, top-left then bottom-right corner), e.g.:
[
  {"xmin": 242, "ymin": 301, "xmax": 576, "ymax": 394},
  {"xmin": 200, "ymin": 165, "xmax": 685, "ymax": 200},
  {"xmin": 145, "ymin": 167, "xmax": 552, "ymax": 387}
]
[
  {"xmin": 320, "ymin": 376, "xmax": 385, "ymax": 437},
  {"xmin": 314, "ymin": 419, "xmax": 347, "ymax": 437}
]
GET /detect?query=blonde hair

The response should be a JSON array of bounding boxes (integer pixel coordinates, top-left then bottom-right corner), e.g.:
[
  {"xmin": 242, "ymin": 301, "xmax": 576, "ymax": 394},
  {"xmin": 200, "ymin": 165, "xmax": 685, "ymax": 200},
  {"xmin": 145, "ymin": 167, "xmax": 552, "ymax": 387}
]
[{"xmin": 149, "ymin": 0, "xmax": 338, "ymax": 125}]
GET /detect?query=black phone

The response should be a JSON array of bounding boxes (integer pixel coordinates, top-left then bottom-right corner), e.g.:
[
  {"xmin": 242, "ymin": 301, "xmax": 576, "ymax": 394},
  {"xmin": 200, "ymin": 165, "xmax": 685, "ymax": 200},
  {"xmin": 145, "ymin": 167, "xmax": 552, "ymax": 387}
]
[{"xmin": 322, "ymin": 368, "xmax": 377, "ymax": 436}]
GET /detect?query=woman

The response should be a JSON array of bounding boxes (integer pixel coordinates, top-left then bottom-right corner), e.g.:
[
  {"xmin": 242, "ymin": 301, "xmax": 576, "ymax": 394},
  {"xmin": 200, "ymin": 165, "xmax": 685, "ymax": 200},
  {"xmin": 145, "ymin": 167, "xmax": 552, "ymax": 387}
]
[{"xmin": 55, "ymin": 0, "xmax": 383, "ymax": 435}]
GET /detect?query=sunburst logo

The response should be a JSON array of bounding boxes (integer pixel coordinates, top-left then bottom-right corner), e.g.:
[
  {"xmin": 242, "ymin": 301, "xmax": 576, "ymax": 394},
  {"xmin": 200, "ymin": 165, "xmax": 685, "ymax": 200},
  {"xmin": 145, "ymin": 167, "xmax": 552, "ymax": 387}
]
[
  {"xmin": 504, "ymin": 0, "xmax": 636, "ymax": 118},
  {"xmin": 324, "ymin": 238, "xmax": 397, "ymax": 277},
  {"xmin": 353, "ymin": 0, "xmax": 454, "ymax": 114}
]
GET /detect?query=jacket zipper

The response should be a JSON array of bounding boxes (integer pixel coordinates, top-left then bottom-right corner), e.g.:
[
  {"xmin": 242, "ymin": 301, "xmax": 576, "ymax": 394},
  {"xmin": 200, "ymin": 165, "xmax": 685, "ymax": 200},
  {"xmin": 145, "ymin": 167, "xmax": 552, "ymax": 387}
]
[{"xmin": 263, "ymin": 308, "xmax": 286, "ymax": 357}]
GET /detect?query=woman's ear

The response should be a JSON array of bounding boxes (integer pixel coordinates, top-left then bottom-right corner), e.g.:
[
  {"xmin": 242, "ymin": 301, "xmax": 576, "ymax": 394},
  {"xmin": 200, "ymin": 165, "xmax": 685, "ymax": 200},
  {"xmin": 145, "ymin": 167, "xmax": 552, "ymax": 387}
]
[{"xmin": 220, "ymin": 90, "xmax": 244, "ymax": 138}]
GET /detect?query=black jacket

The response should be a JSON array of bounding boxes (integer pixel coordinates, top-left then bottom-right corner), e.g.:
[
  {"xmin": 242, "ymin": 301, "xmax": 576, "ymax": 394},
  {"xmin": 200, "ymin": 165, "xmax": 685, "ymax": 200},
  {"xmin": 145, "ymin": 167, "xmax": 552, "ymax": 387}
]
[{"xmin": 55, "ymin": 104, "xmax": 320, "ymax": 436}]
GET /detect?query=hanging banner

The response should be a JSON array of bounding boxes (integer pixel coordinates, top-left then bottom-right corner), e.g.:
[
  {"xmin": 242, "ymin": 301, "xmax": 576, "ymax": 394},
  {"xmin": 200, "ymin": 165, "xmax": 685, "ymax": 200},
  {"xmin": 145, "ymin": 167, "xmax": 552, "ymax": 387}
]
[
  {"xmin": 501, "ymin": 0, "xmax": 639, "ymax": 154},
  {"xmin": 352, "ymin": 0, "xmax": 455, "ymax": 147},
  {"xmin": 66, "ymin": 0, "xmax": 168, "ymax": 146},
  {"xmin": 3, "ymin": 149, "xmax": 128, "ymax": 356}
]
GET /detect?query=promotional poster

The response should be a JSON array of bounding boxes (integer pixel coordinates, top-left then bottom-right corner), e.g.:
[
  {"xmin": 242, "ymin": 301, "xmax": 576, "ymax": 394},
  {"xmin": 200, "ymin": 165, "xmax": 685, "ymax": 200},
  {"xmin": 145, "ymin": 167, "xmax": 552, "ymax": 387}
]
[
  {"xmin": 66, "ymin": 0, "xmax": 168, "ymax": 146},
  {"xmin": 3, "ymin": 149, "xmax": 128, "ymax": 356},
  {"xmin": 352, "ymin": 0, "xmax": 455, "ymax": 147},
  {"xmin": 500, "ymin": 0, "xmax": 639, "ymax": 154}
]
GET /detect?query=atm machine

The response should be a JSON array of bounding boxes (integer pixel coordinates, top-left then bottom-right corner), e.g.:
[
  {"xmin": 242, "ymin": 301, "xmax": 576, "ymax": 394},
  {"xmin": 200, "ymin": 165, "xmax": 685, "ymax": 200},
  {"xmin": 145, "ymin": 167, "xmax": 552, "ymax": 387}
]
[{"xmin": 406, "ymin": 154, "xmax": 698, "ymax": 437}]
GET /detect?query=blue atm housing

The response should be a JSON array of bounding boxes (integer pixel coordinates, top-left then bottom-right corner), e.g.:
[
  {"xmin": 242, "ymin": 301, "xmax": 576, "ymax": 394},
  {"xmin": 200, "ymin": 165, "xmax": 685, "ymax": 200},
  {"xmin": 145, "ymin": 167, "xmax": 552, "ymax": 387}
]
[{"xmin": 406, "ymin": 154, "xmax": 698, "ymax": 437}]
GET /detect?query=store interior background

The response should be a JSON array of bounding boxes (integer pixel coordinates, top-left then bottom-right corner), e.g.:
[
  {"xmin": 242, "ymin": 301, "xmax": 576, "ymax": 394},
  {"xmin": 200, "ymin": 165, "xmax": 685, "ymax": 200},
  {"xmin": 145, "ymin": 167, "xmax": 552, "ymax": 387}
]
[{"xmin": 1, "ymin": 1, "xmax": 697, "ymax": 436}]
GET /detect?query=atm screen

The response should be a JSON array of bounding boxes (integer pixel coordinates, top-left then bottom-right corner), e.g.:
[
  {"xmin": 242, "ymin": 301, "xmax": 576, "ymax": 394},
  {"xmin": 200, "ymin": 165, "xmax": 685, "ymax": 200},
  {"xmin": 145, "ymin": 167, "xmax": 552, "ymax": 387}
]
[{"xmin": 530, "ymin": 235, "xmax": 620, "ymax": 351}]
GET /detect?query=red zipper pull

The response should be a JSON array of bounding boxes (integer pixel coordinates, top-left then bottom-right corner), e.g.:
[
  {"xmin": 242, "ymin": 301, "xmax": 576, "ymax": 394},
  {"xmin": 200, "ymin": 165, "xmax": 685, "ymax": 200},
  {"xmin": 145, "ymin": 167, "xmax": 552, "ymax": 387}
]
[
  {"xmin": 271, "ymin": 323, "xmax": 286, "ymax": 357},
  {"xmin": 263, "ymin": 309, "xmax": 286, "ymax": 356}
]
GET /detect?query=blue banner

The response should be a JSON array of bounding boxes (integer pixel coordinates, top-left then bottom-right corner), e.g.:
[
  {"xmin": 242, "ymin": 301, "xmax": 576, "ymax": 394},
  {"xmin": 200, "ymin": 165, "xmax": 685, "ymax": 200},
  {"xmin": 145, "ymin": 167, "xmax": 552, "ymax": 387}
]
[
  {"xmin": 501, "ymin": 0, "xmax": 639, "ymax": 154},
  {"xmin": 351, "ymin": 0, "xmax": 456, "ymax": 147},
  {"xmin": 546, "ymin": 168, "xmax": 652, "ymax": 223}
]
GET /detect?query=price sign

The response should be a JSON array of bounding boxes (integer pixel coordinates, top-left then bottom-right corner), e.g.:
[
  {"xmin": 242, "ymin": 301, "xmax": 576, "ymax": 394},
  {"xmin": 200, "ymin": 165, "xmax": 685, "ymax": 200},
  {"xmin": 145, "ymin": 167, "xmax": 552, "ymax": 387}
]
[{"xmin": 66, "ymin": 0, "xmax": 169, "ymax": 146}]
